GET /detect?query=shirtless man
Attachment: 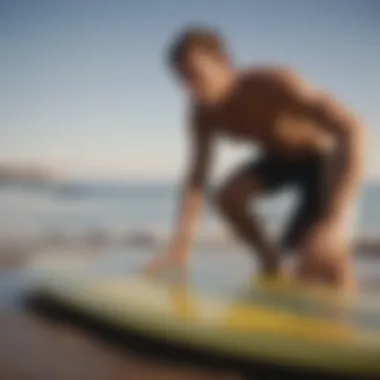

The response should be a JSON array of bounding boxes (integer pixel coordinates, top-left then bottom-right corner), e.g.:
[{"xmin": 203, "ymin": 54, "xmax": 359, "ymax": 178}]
[{"xmin": 145, "ymin": 26, "xmax": 365, "ymax": 293}]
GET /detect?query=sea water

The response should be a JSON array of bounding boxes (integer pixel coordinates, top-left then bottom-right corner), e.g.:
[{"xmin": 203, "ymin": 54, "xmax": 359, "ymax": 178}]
[
  {"xmin": 0, "ymin": 180, "xmax": 378, "ymax": 239},
  {"xmin": 0, "ymin": 180, "xmax": 379, "ymax": 295}
]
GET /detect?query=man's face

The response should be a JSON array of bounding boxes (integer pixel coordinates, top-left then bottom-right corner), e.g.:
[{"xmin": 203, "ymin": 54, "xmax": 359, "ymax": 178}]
[{"xmin": 177, "ymin": 49, "xmax": 228, "ymax": 102}]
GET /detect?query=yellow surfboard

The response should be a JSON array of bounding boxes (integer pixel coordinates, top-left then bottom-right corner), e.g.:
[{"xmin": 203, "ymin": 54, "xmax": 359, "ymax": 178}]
[{"xmin": 29, "ymin": 255, "xmax": 380, "ymax": 376}]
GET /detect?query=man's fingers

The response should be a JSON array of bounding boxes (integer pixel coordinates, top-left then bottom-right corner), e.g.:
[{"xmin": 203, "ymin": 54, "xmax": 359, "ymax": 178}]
[{"xmin": 143, "ymin": 255, "xmax": 165, "ymax": 275}]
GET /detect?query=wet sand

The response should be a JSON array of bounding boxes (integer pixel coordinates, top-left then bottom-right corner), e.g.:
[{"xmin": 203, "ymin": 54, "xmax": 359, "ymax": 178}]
[{"xmin": 0, "ymin": 265, "xmax": 240, "ymax": 380}]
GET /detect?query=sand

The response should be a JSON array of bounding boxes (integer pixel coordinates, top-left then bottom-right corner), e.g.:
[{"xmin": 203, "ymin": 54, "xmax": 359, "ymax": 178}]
[{"xmin": 0, "ymin": 264, "xmax": 240, "ymax": 380}]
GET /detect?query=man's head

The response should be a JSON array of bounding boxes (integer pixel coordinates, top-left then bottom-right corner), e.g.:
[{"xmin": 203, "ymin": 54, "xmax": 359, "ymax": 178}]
[{"xmin": 167, "ymin": 26, "xmax": 234, "ymax": 103}]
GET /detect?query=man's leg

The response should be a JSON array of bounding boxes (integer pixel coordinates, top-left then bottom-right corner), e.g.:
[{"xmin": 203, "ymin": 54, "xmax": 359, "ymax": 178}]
[
  {"xmin": 215, "ymin": 159, "xmax": 287, "ymax": 275},
  {"xmin": 296, "ymin": 249, "xmax": 356, "ymax": 294},
  {"xmin": 333, "ymin": 204, "xmax": 358, "ymax": 294},
  {"xmin": 284, "ymin": 154, "xmax": 357, "ymax": 293}
]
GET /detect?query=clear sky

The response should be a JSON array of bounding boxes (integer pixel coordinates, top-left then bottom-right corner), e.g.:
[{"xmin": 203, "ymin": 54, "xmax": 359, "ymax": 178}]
[{"xmin": 1, "ymin": 0, "xmax": 379, "ymax": 180}]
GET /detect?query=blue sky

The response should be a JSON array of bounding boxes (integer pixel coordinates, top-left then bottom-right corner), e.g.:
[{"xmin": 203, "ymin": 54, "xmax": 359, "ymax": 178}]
[{"xmin": 1, "ymin": 0, "xmax": 379, "ymax": 180}]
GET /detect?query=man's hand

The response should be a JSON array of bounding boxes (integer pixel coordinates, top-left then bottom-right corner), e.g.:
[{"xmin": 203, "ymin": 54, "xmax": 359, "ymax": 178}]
[
  {"xmin": 142, "ymin": 243, "xmax": 189, "ymax": 279},
  {"xmin": 142, "ymin": 105, "xmax": 212, "ymax": 280}
]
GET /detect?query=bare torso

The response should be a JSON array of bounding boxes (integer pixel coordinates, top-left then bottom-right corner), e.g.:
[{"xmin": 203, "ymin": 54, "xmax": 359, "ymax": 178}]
[{"xmin": 194, "ymin": 67, "xmax": 334, "ymax": 157}]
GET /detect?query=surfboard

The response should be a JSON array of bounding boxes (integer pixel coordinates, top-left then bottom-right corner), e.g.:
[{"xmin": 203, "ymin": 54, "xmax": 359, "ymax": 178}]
[{"xmin": 29, "ymin": 254, "xmax": 380, "ymax": 376}]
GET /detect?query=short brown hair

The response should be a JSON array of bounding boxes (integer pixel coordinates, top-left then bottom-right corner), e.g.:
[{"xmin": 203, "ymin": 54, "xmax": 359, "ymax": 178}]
[{"xmin": 167, "ymin": 26, "xmax": 227, "ymax": 70}]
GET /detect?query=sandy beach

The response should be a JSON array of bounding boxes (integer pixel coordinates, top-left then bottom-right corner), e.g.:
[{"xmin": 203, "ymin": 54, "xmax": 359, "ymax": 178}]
[
  {"xmin": 0, "ymin": 313, "xmax": 239, "ymax": 380},
  {"xmin": 0, "ymin": 260, "xmax": 241, "ymax": 380}
]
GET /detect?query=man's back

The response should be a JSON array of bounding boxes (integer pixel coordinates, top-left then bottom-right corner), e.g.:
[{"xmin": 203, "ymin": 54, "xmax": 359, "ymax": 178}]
[{"xmin": 191, "ymin": 66, "xmax": 334, "ymax": 157}]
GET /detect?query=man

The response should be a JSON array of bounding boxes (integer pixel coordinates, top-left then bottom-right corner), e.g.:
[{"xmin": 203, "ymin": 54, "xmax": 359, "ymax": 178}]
[{"xmin": 145, "ymin": 26, "xmax": 365, "ymax": 293}]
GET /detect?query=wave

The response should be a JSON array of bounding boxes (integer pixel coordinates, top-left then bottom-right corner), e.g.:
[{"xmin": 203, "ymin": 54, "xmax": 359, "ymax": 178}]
[
  {"xmin": 0, "ymin": 180, "xmax": 179, "ymax": 200},
  {"xmin": 1, "ymin": 180, "xmax": 378, "ymax": 199},
  {"xmin": 1, "ymin": 227, "xmax": 380, "ymax": 260}
]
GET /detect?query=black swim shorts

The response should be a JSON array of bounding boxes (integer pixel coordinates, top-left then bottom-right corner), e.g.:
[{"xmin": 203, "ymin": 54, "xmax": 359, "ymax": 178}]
[{"xmin": 250, "ymin": 152, "xmax": 332, "ymax": 250}]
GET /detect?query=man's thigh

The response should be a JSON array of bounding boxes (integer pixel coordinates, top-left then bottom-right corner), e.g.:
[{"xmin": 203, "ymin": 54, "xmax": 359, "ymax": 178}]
[{"xmin": 281, "ymin": 153, "xmax": 335, "ymax": 250}]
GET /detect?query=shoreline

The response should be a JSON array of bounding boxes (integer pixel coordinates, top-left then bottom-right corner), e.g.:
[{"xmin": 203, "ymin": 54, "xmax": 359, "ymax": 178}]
[{"xmin": 0, "ymin": 229, "xmax": 379, "ymax": 269}]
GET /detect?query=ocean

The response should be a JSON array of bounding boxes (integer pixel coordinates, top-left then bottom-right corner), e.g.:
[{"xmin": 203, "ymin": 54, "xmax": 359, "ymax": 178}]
[
  {"xmin": 0, "ymin": 180, "xmax": 379, "ymax": 246},
  {"xmin": 1, "ymin": 179, "xmax": 380, "ymax": 298}
]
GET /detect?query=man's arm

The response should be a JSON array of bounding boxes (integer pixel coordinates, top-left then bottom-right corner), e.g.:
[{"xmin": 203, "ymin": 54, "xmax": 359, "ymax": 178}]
[
  {"xmin": 279, "ymin": 70, "xmax": 365, "ymax": 224},
  {"xmin": 169, "ymin": 112, "xmax": 213, "ymax": 259}
]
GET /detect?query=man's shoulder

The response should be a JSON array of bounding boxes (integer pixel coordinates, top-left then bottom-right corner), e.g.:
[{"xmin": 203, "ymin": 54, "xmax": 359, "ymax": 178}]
[{"xmin": 239, "ymin": 64, "xmax": 303, "ymax": 87}]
